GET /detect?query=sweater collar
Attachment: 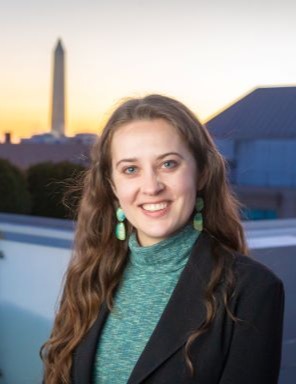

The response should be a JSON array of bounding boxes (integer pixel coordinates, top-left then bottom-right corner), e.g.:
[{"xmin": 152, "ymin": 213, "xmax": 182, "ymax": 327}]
[{"xmin": 128, "ymin": 224, "xmax": 199, "ymax": 269}]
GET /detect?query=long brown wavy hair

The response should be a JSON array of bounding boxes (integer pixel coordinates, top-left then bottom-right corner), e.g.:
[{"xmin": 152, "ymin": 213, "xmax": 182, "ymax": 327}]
[{"xmin": 41, "ymin": 94, "xmax": 248, "ymax": 383}]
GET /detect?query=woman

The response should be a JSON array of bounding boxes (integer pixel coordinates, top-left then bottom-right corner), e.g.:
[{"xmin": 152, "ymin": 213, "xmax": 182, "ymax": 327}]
[{"xmin": 41, "ymin": 94, "xmax": 285, "ymax": 384}]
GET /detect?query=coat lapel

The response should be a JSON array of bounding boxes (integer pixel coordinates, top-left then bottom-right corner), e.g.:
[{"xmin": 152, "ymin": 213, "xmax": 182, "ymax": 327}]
[
  {"xmin": 72, "ymin": 231, "xmax": 214, "ymax": 384},
  {"xmin": 127, "ymin": 231, "xmax": 213, "ymax": 384},
  {"xmin": 71, "ymin": 302, "xmax": 109, "ymax": 383}
]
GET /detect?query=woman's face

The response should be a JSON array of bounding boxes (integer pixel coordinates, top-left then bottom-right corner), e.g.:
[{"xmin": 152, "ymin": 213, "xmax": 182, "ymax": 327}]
[{"xmin": 111, "ymin": 118, "xmax": 199, "ymax": 246}]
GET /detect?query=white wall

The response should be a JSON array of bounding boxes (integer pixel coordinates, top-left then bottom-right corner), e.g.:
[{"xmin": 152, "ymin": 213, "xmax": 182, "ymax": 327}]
[
  {"xmin": 0, "ymin": 240, "xmax": 71, "ymax": 320},
  {"xmin": 0, "ymin": 218, "xmax": 72, "ymax": 384}
]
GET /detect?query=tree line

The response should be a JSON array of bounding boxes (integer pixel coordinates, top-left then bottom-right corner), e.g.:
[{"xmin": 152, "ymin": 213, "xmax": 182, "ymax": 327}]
[{"xmin": 0, "ymin": 159, "xmax": 85, "ymax": 219}]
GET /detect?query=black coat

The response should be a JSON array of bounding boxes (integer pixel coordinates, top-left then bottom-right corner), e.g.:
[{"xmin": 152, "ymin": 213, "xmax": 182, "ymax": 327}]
[{"xmin": 71, "ymin": 231, "xmax": 285, "ymax": 384}]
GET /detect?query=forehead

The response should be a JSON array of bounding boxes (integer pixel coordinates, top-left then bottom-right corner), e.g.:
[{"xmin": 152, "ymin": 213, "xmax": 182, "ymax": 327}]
[{"xmin": 111, "ymin": 119, "xmax": 190, "ymax": 160}]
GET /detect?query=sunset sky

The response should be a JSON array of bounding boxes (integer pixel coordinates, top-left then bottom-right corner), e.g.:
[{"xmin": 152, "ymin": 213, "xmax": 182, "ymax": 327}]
[{"xmin": 1, "ymin": 0, "xmax": 296, "ymax": 142}]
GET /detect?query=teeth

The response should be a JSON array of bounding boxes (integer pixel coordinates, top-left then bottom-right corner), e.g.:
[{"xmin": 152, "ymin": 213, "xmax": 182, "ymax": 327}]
[{"xmin": 142, "ymin": 202, "xmax": 168, "ymax": 211}]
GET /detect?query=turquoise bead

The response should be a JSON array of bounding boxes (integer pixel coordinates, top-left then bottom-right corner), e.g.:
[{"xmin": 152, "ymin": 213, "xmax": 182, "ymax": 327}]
[
  {"xmin": 115, "ymin": 222, "xmax": 126, "ymax": 241},
  {"xmin": 116, "ymin": 207, "xmax": 126, "ymax": 222},
  {"xmin": 195, "ymin": 197, "xmax": 204, "ymax": 212},
  {"xmin": 193, "ymin": 212, "xmax": 203, "ymax": 232}
]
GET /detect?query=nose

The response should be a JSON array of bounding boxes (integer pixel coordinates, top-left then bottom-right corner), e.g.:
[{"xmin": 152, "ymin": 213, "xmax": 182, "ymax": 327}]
[{"xmin": 141, "ymin": 170, "xmax": 164, "ymax": 195}]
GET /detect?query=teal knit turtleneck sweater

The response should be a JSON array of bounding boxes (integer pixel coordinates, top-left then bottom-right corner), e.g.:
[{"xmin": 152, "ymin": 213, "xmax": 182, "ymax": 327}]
[{"xmin": 93, "ymin": 224, "xmax": 199, "ymax": 383}]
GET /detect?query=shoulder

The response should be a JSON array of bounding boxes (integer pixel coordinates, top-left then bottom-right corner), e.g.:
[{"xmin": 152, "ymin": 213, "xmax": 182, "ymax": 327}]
[
  {"xmin": 191, "ymin": 231, "xmax": 284, "ymax": 323},
  {"xmin": 228, "ymin": 252, "xmax": 285, "ymax": 308},
  {"xmin": 191, "ymin": 231, "xmax": 284, "ymax": 294},
  {"xmin": 201, "ymin": 231, "xmax": 283, "ymax": 291},
  {"xmin": 233, "ymin": 251, "xmax": 283, "ymax": 287}
]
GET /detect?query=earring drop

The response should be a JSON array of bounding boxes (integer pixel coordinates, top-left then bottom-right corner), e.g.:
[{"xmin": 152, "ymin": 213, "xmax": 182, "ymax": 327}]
[
  {"xmin": 115, "ymin": 207, "xmax": 126, "ymax": 240},
  {"xmin": 193, "ymin": 197, "xmax": 204, "ymax": 232}
]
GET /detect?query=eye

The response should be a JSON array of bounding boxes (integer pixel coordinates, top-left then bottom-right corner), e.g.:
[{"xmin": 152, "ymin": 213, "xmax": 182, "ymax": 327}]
[
  {"xmin": 123, "ymin": 166, "xmax": 137, "ymax": 174},
  {"xmin": 162, "ymin": 160, "xmax": 178, "ymax": 169}
]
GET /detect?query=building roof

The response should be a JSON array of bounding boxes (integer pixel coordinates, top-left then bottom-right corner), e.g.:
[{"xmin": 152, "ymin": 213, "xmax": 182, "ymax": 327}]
[{"xmin": 206, "ymin": 86, "xmax": 296, "ymax": 139}]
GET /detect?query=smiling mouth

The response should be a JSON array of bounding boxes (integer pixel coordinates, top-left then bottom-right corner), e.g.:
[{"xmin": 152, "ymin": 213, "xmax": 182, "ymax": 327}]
[{"xmin": 141, "ymin": 202, "xmax": 169, "ymax": 212}]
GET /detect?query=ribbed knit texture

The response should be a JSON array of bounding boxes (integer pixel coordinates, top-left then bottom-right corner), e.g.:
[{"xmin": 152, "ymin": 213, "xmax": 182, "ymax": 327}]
[{"xmin": 93, "ymin": 224, "xmax": 199, "ymax": 383}]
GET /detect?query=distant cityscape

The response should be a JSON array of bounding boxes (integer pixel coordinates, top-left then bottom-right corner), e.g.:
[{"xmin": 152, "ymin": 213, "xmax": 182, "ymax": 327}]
[
  {"xmin": 9, "ymin": 39, "xmax": 97, "ymax": 146},
  {"xmin": 0, "ymin": 40, "xmax": 296, "ymax": 220},
  {"xmin": 0, "ymin": 39, "xmax": 97, "ymax": 168}
]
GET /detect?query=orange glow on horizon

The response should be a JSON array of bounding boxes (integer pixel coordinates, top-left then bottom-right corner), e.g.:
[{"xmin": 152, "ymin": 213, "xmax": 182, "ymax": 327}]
[
  {"xmin": 0, "ymin": 108, "xmax": 212, "ymax": 144},
  {"xmin": 0, "ymin": 111, "xmax": 108, "ymax": 142}
]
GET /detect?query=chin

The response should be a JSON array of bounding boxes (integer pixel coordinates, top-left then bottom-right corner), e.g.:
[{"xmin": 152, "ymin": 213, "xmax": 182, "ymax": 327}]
[{"xmin": 145, "ymin": 227, "xmax": 179, "ymax": 241}]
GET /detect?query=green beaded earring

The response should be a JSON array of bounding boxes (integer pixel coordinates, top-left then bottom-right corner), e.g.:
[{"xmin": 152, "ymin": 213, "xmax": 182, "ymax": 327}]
[
  {"xmin": 115, "ymin": 207, "xmax": 126, "ymax": 240},
  {"xmin": 193, "ymin": 197, "xmax": 204, "ymax": 232}
]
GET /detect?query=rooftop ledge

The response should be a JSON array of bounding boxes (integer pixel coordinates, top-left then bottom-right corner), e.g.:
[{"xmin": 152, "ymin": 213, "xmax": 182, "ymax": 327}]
[{"xmin": 1, "ymin": 212, "xmax": 296, "ymax": 250}]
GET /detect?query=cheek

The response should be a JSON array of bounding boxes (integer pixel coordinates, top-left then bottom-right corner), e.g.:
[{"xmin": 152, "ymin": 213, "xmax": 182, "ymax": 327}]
[
  {"xmin": 178, "ymin": 179, "xmax": 197, "ymax": 218},
  {"xmin": 113, "ymin": 181, "xmax": 136, "ymax": 206},
  {"xmin": 172, "ymin": 172, "xmax": 197, "ymax": 200}
]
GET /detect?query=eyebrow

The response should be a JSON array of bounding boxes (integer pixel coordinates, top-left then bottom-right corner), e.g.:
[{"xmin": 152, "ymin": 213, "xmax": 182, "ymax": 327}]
[{"xmin": 115, "ymin": 152, "xmax": 184, "ymax": 168}]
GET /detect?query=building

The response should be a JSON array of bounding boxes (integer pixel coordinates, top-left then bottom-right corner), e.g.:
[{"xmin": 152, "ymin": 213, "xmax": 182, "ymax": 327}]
[
  {"xmin": 0, "ymin": 39, "xmax": 98, "ymax": 168},
  {"xmin": 0, "ymin": 141, "xmax": 92, "ymax": 169},
  {"xmin": 206, "ymin": 86, "xmax": 296, "ymax": 219},
  {"xmin": 51, "ymin": 39, "xmax": 66, "ymax": 137}
]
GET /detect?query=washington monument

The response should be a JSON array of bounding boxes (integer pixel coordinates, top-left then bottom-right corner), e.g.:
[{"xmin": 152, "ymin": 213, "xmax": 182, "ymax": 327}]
[{"xmin": 51, "ymin": 39, "xmax": 66, "ymax": 137}]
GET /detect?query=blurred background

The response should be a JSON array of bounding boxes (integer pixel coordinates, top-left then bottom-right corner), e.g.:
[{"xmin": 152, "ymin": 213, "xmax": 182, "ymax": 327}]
[{"xmin": 0, "ymin": 0, "xmax": 295, "ymax": 382}]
